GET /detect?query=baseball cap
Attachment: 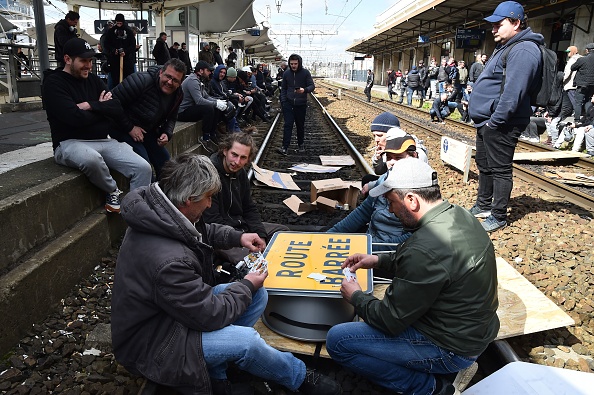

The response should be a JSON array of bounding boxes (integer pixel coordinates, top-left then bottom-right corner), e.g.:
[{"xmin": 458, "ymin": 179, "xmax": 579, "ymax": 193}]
[
  {"xmin": 384, "ymin": 128, "xmax": 416, "ymax": 154},
  {"xmin": 195, "ymin": 60, "xmax": 214, "ymax": 72},
  {"xmin": 369, "ymin": 158, "xmax": 438, "ymax": 197},
  {"xmin": 227, "ymin": 67, "xmax": 237, "ymax": 77},
  {"xmin": 371, "ymin": 112, "xmax": 400, "ymax": 133},
  {"xmin": 586, "ymin": 43, "xmax": 594, "ymax": 50},
  {"xmin": 63, "ymin": 38, "xmax": 97, "ymax": 59},
  {"xmin": 241, "ymin": 66, "xmax": 253, "ymax": 72},
  {"xmin": 484, "ymin": 1, "xmax": 525, "ymax": 23}
]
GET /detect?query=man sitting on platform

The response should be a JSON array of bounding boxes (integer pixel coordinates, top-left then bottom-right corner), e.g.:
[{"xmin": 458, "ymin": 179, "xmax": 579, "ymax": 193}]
[
  {"xmin": 43, "ymin": 38, "xmax": 152, "ymax": 213},
  {"xmin": 203, "ymin": 133, "xmax": 289, "ymax": 266},
  {"xmin": 327, "ymin": 158, "xmax": 499, "ymax": 395}
]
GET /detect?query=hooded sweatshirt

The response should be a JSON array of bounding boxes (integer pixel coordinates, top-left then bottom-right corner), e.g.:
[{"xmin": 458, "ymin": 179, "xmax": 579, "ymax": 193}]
[
  {"xmin": 280, "ymin": 54, "xmax": 315, "ymax": 106},
  {"xmin": 468, "ymin": 28, "xmax": 544, "ymax": 128}
]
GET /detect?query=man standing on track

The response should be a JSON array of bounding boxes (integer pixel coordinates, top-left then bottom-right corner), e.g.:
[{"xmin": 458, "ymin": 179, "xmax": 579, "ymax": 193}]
[
  {"xmin": 364, "ymin": 69, "xmax": 374, "ymax": 102},
  {"xmin": 468, "ymin": 1, "xmax": 543, "ymax": 232},
  {"xmin": 277, "ymin": 53, "xmax": 315, "ymax": 155}
]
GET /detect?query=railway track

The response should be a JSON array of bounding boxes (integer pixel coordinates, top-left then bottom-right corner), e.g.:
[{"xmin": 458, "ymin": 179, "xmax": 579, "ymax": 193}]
[{"xmin": 318, "ymin": 80, "xmax": 594, "ymax": 214}]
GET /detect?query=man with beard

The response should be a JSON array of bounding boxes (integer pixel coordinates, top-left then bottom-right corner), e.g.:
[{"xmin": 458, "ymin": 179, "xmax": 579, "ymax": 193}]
[
  {"xmin": 102, "ymin": 13, "xmax": 136, "ymax": 87},
  {"xmin": 203, "ymin": 133, "xmax": 289, "ymax": 266},
  {"xmin": 178, "ymin": 60, "xmax": 229, "ymax": 148},
  {"xmin": 326, "ymin": 158, "xmax": 499, "ymax": 395},
  {"xmin": 277, "ymin": 53, "xmax": 315, "ymax": 155},
  {"xmin": 178, "ymin": 42, "xmax": 192, "ymax": 74},
  {"xmin": 110, "ymin": 58, "xmax": 186, "ymax": 181},
  {"xmin": 53, "ymin": 11, "xmax": 79, "ymax": 69},
  {"xmin": 43, "ymin": 38, "xmax": 152, "ymax": 213}
]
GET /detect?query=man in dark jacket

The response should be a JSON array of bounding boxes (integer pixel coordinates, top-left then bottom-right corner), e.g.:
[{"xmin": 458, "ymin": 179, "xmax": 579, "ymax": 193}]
[
  {"xmin": 112, "ymin": 153, "xmax": 341, "ymax": 395},
  {"xmin": 430, "ymin": 93, "xmax": 451, "ymax": 123},
  {"xmin": 53, "ymin": 11, "xmax": 79, "ymax": 69},
  {"xmin": 168, "ymin": 41, "xmax": 180, "ymax": 59},
  {"xmin": 570, "ymin": 42, "xmax": 594, "ymax": 122},
  {"xmin": 277, "ymin": 53, "xmax": 315, "ymax": 155},
  {"xmin": 110, "ymin": 58, "xmax": 186, "ymax": 180},
  {"xmin": 199, "ymin": 42, "xmax": 215, "ymax": 66},
  {"xmin": 213, "ymin": 45, "xmax": 225, "ymax": 66},
  {"xmin": 178, "ymin": 42, "xmax": 192, "ymax": 74},
  {"xmin": 43, "ymin": 38, "xmax": 151, "ymax": 213},
  {"xmin": 469, "ymin": 54, "xmax": 488, "ymax": 82},
  {"xmin": 468, "ymin": 1, "xmax": 543, "ymax": 232},
  {"xmin": 204, "ymin": 133, "xmax": 288, "ymax": 264},
  {"xmin": 364, "ymin": 69, "xmax": 374, "ymax": 102},
  {"xmin": 326, "ymin": 158, "xmax": 499, "ymax": 395},
  {"xmin": 152, "ymin": 32, "xmax": 170, "ymax": 65},
  {"xmin": 102, "ymin": 14, "xmax": 136, "ymax": 86},
  {"xmin": 406, "ymin": 66, "xmax": 421, "ymax": 106}
]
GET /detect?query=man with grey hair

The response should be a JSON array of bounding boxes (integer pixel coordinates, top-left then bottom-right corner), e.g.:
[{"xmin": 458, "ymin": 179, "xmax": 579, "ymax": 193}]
[
  {"xmin": 327, "ymin": 158, "xmax": 499, "ymax": 395},
  {"xmin": 112, "ymin": 153, "xmax": 341, "ymax": 395}
]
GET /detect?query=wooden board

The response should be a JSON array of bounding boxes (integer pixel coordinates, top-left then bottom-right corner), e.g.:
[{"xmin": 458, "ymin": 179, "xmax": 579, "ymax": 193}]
[
  {"xmin": 513, "ymin": 151, "xmax": 589, "ymax": 161},
  {"xmin": 257, "ymin": 258, "xmax": 574, "ymax": 356}
]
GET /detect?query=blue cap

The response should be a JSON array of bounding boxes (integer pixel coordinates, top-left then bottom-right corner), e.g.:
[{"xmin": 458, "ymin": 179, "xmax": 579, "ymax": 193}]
[{"xmin": 484, "ymin": 1, "xmax": 525, "ymax": 23}]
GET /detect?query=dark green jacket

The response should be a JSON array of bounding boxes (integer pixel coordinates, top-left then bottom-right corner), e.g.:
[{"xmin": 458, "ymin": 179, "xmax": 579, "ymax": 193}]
[{"xmin": 351, "ymin": 201, "xmax": 499, "ymax": 356}]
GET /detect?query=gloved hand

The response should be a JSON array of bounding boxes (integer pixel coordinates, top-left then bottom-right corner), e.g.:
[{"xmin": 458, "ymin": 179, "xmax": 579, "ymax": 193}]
[{"xmin": 216, "ymin": 100, "xmax": 227, "ymax": 111}]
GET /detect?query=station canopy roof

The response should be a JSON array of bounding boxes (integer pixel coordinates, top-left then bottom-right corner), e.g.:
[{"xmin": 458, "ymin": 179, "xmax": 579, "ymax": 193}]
[{"xmin": 346, "ymin": 0, "xmax": 588, "ymax": 55}]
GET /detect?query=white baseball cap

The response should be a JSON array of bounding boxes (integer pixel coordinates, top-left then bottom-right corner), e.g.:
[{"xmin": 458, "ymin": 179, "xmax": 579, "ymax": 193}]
[{"xmin": 369, "ymin": 158, "xmax": 438, "ymax": 197}]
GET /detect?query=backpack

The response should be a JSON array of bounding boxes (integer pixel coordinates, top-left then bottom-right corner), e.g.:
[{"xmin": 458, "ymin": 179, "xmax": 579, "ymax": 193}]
[{"xmin": 501, "ymin": 39, "xmax": 558, "ymax": 108}]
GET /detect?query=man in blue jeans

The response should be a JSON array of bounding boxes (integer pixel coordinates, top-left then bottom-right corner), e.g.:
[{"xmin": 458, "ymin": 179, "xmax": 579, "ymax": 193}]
[
  {"xmin": 277, "ymin": 53, "xmax": 315, "ymax": 155},
  {"xmin": 112, "ymin": 153, "xmax": 341, "ymax": 395},
  {"xmin": 326, "ymin": 158, "xmax": 499, "ymax": 395}
]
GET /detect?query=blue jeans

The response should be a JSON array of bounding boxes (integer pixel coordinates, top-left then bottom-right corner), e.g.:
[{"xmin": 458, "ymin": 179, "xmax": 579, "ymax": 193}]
[
  {"xmin": 112, "ymin": 132, "xmax": 171, "ymax": 181},
  {"xmin": 326, "ymin": 323, "xmax": 476, "ymax": 394},
  {"xmin": 281, "ymin": 102, "xmax": 307, "ymax": 148},
  {"xmin": 202, "ymin": 284, "xmax": 306, "ymax": 391}
]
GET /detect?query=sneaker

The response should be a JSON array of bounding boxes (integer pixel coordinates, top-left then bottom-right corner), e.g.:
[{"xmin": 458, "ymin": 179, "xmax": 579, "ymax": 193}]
[
  {"xmin": 277, "ymin": 147, "xmax": 288, "ymax": 156},
  {"xmin": 468, "ymin": 204, "xmax": 491, "ymax": 219},
  {"xmin": 434, "ymin": 376, "xmax": 455, "ymax": 395},
  {"xmin": 298, "ymin": 369, "xmax": 341, "ymax": 395},
  {"xmin": 105, "ymin": 189, "xmax": 122, "ymax": 213},
  {"xmin": 298, "ymin": 145, "xmax": 305, "ymax": 153},
  {"xmin": 481, "ymin": 215, "xmax": 507, "ymax": 233},
  {"xmin": 452, "ymin": 362, "xmax": 478, "ymax": 393}
]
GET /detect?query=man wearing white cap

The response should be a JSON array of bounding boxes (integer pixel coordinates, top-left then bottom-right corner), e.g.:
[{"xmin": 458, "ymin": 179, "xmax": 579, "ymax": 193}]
[
  {"xmin": 468, "ymin": 1, "xmax": 543, "ymax": 232},
  {"xmin": 327, "ymin": 158, "xmax": 499, "ymax": 395}
]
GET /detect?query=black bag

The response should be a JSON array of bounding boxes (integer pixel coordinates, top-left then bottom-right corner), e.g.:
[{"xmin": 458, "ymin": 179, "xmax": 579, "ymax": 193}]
[
  {"xmin": 501, "ymin": 39, "xmax": 558, "ymax": 108},
  {"xmin": 101, "ymin": 60, "xmax": 111, "ymax": 73}
]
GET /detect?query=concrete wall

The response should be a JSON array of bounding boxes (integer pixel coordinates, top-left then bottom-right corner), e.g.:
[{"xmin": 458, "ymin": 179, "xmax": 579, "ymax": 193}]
[{"xmin": 572, "ymin": 5, "xmax": 594, "ymax": 53}]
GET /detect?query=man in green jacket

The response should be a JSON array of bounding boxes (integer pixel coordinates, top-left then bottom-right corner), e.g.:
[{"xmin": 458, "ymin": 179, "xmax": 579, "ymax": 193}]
[{"xmin": 326, "ymin": 158, "xmax": 499, "ymax": 395}]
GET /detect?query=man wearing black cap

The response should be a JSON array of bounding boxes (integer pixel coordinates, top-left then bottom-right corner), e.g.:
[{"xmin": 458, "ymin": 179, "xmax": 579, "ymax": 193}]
[
  {"xmin": 468, "ymin": 1, "xmax": 544, "ymax": 232},
  {"xmin": 327, "ymin": 158, "xmax": 499, "ymax": 395},
  {"xmin": 110, "ymin": 58, "xmax": 186, "ymax": 180},
  {"xmin": 178, "ymin": 60, "xmax": 229, "ymax": 148},
  {"xmin": 43, "ymin": 38, "xmax": 152, "ymax": 213},
  {"xmin": 570, "ymin": 42, "xmax": 594, "ymax": 122},
  {"xmin": 54, "ymin": 11, "xmax": 79, "ymax": 69},
  {"xmin": 103, "ymin": 13, "xmax": 136, "ymax": 87}
]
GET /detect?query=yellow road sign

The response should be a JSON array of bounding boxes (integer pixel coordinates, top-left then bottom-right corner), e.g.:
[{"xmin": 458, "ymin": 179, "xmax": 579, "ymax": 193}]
[{"xmin": 263, "ymin": 232, "xmax": 372, "ymax": 294}]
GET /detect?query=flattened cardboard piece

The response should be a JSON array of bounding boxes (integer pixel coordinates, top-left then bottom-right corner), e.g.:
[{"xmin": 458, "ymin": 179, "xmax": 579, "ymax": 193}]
[
  {"xmin": 315, "ymin": 196, "xmax": 340, "ymax": 212},
  {"xmin": 319, "ymin": 155, "xmax": 356, "ymax": 166},
  {"xmin": 283, "ymin": 195, "xmax": 316, "ymax": 216},
  {"xmin": 310, "ymin": 178, "xmax": 360, "ymax": 209},
  {"xmin": 252, "ymin": 163, "xmax": 300, "ymax": 190},
  {"xmin": 544, "ymin": 171, "xmax": 594, "ymax": 186},
  {"xmin": 513, "ymin": 151, "xmax": 589, "ymax": 161},
  {"xmin": 440, "ymin": 136, "xmax": 473, "ymax": 183},
  {"xmin": 288, "ymin": 163, "xmax": 342, "ymax": 173}
]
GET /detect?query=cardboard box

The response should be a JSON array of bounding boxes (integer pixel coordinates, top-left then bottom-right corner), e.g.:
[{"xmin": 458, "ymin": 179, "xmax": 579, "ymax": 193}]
[{"xmin": 310, "ymin": 178, "xmax": 360, "ymax": 210}]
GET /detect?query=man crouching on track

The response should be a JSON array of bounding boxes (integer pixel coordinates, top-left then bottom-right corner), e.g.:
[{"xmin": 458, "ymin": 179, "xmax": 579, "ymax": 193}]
[
  {"xmin": 111, "ymin": 153, "xmax": 341, "ymax": 395},
  {"xmin": 326, "ymin": 158, "xmax": 499, "ymax": 395}
]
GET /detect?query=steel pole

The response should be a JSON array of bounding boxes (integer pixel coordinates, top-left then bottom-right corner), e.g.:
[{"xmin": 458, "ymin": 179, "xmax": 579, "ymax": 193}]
[{"xmin": 32, "ymin": 0, "xmax": 50, "ymax": 79}]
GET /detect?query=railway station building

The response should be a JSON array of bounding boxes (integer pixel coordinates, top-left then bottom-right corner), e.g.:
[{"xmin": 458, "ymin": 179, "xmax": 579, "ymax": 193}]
[{"xmin": 346, "ymin": 0, "xmax": 594, "ymax": 85}]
